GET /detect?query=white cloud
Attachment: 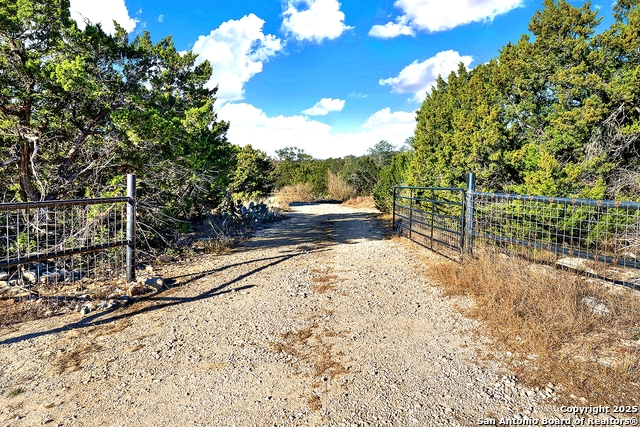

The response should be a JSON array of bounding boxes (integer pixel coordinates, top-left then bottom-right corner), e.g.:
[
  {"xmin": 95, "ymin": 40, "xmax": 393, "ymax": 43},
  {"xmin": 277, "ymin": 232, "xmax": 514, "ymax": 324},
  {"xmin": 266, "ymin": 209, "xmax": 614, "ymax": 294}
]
[
  {"xmin": 379, "ymin": 50, "xmax": 473, "ymax": 102},
  {"xmin": 362, "ymin": 108, "xmax": 415, "ymax": 129},
  {"xmin": 158, "ymin": 14, "xmax": 164, "ymax": 23},
  {"xmin": 217, "ymin": 103, "xmax": 415, "ymax": 159},
  {"xmin": 282, "ymin": 0, "xmax": 353, "ymax": 43},
  {"xmin": 302, "ymin": 98, "xmax": 345, "ymax": 116},
  {"xmin": 69, "ymin": 0, "xmax": 137, "ymax": 34},
  {"xmin": 369, "ymin": 0, "xmax": 522, "ymax": 37},
  {"xmin": 191, "ymin": 14, "xmax": 282, "ymax": 104},
  {"xmin": 368, "ymin": 17, "xmax": 415, "ymax": 39}
]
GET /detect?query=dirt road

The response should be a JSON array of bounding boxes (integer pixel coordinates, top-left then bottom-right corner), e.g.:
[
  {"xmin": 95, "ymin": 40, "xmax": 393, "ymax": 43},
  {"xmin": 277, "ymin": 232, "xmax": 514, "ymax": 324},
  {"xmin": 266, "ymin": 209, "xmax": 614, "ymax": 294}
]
[{"xmin": 0, "ymin": 203, "xmax": 562, "ymax": 426}]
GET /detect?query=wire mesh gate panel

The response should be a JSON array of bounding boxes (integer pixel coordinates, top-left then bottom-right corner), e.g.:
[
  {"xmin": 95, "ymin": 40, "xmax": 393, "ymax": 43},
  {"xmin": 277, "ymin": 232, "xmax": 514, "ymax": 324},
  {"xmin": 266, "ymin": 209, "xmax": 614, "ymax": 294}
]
[
  {"xmin": 0, "ymin": 175, "xmax": 136, "ymax": 297},
  {"xmin": 393, "ymin": 186, "xmax": 465, "ymax": 255}
]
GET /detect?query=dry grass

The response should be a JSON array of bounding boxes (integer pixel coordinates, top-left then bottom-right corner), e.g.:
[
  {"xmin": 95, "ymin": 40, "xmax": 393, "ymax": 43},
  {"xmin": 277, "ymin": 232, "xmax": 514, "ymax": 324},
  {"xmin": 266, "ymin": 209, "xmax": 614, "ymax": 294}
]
[
  {"xmin": 0, "ymin": 298, "xmax": 53, "ymax": 329},
  {"xmin": 128, "ymin": 343, "xmax": 145, "ymax": 352},
  {"xmin": 311, "ymin": 274, "xmax": 339, "ymax": 283},
  {"xmin": 429, "ymin": 251, "xmax": 640, "ymax": 404},
  {"xmin": 311, "ymin": 274, "xmax": 340, "ymax": 294},
  {"xmin": 192, "ymin": 236, "xmax": 238, "ymax": 254},
  {"xmin": 273, "ymin": 183, "xmax": 316, "ymax": 205},
  {"xmin": 52, "ymin": 342, "xmax": 103, "ymax": 374},
  {"xmin": 385, "ymin": 233, "xmax": 404, "ymax": 243},
  {"xmin": 342, "ymin": 196, "xmax": 376, "ymax": 209},
  {"xmin": 96, "ymin": 318, "xmax": 133, "ymax": 336},
  {"xmin": 306, "ymin": 394, "xmax": 323, "ymax": 411},
  {"xmin": 269, "ymin": 323, "xmax": 348, "ymax": 382},
  {"xmin": 376, "ymin": 212, "xmax": 399, "ymax": 240},
  {"xmin": 202, "ymin": 362, "xmax": 227, "ymax": 371},
  {"xmin": 327, "ymin": 171, "xmax": 355, "ymax": 201},
  {"xmin": 312, "ymin": 283, "xmax": 337, "ymax": 294}
]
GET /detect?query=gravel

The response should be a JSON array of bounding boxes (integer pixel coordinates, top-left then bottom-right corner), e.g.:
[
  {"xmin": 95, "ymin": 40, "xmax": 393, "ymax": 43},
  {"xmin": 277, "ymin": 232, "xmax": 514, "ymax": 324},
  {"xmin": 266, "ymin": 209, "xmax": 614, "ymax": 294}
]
[{"xmin": 0, "ymin": 203, "xmax": 568, "ymax": 426}]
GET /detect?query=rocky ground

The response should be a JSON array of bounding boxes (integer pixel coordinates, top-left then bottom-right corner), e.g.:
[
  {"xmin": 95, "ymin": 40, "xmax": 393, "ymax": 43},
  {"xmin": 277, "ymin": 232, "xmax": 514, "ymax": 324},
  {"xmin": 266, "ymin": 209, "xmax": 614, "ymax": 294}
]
[{"xmin": 0, "ymin": 203, "xmax": 593, "ymax": 426}]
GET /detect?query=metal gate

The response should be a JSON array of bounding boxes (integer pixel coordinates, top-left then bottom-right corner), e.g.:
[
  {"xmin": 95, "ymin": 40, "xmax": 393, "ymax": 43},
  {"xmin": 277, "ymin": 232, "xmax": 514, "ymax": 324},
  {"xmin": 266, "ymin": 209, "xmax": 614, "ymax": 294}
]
[{"xmin": 392, "ymin": 186, "xmax": 465, "ymax": 253}]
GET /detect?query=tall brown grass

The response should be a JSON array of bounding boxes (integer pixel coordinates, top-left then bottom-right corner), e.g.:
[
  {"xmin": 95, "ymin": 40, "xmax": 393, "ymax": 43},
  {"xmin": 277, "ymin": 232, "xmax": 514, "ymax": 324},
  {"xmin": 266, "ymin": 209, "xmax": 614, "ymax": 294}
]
[
  {"xmin": 430, "ymin": 251, "xmax": 639, "ymax": 404},
  {"xmin": 342, "ymin": 196, "xmax": 377, "ymax": 209},
  {"xmin": 273, "ymin": 183, "xmax": 316, "ymax": 207},
  {"xmin": 327, "ymin": 171, "xmax": 354, "ymax": 201}
]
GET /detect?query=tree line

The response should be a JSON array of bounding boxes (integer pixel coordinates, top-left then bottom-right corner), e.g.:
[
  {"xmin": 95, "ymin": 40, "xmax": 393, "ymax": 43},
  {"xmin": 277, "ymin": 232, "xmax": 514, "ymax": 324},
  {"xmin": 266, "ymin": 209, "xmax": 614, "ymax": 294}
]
[
  {"xmin": 377, "ymin": 0, "xmax": 640, "ymax": 210},
  {"xmin": 2, "ymin": 0, "xmax": 638, "ymax": 235},
  {"xmin": 269, "ymin": 141, "xmax": 403, "ymax": 200},
  {"xmin": 265, "ymin": 0, "xmax": 640, "ymax": 213}
]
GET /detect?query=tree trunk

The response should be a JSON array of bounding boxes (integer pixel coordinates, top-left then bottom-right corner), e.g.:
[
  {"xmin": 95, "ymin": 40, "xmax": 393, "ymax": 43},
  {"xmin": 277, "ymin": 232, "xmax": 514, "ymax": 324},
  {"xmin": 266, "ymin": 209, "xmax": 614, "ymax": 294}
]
[{"xmin": 19, "ymin": 140, "xmax": 40, "ymax": 202}]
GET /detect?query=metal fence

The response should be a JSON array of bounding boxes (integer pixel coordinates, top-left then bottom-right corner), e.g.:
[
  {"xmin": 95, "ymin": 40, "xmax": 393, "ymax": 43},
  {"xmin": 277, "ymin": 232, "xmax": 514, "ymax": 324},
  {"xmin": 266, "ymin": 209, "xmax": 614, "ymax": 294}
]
[
  {"xmin": 393, "ymin": 173, "xmax": 640, "ymax": 314},
  {"xmin": 0, "ymin": 175, "xmax": 136, "ymax": 297}
]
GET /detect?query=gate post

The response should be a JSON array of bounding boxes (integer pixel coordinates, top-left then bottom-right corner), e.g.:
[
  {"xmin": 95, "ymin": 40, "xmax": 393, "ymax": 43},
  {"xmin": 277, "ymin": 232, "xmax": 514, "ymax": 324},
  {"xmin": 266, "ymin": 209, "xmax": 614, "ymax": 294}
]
[
  {"xmin": 392, "ymin": 187, "xmax": 396, "ymax": 232},
  {"xmin": 409, "ymin": 187, "xmax": 413, "ymax": 239},
  {"xmin": 126, "ymin": 174, "xmax": 136, "ymax": 282},
  {"xmin": 465, "ymin": 173, "xmax": 476, "ymax": 255}
]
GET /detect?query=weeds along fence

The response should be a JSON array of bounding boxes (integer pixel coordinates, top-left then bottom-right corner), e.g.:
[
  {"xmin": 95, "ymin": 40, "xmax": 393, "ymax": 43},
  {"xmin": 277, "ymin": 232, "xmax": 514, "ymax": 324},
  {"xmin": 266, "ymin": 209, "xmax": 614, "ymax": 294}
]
[
  {"xmin": 0, "ymin": 175, "xmax": 136, "ymax": 298},
  {"xmin": 393, "ymin": 173, "xmax": 640, "ymax": 316}
]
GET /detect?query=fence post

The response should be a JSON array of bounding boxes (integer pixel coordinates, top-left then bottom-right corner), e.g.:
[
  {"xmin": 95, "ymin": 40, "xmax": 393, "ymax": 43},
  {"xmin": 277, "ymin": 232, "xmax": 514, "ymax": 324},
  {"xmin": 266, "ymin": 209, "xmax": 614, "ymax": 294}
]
[
  {"xmin": 392, "ymin": 187, "xmax": 396, "ymax": 232},
  {"xmin": 460, "ymin": 189, "xmax": 466, "ymax": 252},
  {"xmin": 465, "ymin": 173, "xmax": 476, "ymax": 255},
  {"xmin": 126, "ymin": 174, "xmax": 136, "ymax": 282}
]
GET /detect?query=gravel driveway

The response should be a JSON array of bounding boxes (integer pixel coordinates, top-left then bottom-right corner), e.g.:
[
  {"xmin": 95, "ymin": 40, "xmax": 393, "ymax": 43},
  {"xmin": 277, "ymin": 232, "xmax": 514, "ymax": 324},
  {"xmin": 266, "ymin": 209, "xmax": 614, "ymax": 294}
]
[{"xmin": 0, "ymin": 203, "xmax": 565, "ymax": 426}]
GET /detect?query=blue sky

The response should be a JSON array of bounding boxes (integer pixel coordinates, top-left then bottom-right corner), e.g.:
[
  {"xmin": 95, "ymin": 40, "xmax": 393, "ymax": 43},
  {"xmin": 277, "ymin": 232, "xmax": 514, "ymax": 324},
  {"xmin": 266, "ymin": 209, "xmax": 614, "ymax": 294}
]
[{"xmin": 68, "ymin": 0, "xmax": 615, "ymax": 158}]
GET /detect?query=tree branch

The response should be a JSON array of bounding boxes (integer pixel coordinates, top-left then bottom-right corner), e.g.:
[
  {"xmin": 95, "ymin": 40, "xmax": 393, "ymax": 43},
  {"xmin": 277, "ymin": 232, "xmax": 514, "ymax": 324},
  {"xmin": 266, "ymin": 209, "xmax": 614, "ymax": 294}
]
[
  {"xmin": 1, "ymin": 157, "xmax": 19, "ymax": 168},
  {"xmin": 57, "ymin": 109, "xmax": 109, "ymax": 178},
  {"xmin": 0, "ymin": 103, "xmax": 27, "ymax": 119}
]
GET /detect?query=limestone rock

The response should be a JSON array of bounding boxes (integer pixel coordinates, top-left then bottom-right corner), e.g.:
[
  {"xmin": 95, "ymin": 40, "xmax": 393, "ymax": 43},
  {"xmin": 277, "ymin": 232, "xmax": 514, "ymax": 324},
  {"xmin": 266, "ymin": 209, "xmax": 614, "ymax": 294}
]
[
  {"xmin": 620, "ymin": 251, "xmax": 637, "ymax": 260},
  {"xmin": 581, "ymin": 296, "xmax": 611, "ymax": 315},
  {"xmin": 144, "ymin": 277, "xmax": 166, "ymax": 292},
  {"xmin": 556, "ymin": 257, "xmax": 596, "ymax": 274},
  {"xmin": 22, "ymin": 270, "xmax": 38, "ymax": 283},
  {"xmin": 128, "ymin": 283, "xmax": 151, "ymax": 296},
  {"xmin": 39, "ymin": 272, "xmax": 61, "ymax": 284}
]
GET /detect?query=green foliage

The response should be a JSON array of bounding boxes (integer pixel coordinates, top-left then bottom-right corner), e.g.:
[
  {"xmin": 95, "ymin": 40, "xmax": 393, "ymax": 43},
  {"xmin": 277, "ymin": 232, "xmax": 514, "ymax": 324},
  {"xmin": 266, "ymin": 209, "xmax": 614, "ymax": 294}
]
[
  {"xmin": 407, "ymin": 0, "xmax": 640, "ymax": 200},
  {"xmin": 0, "ymin": 1, "xmax": 236, "ymax": 236},
  {"xmin": 473, "ymin": 197, "xmax": 640, "ymax": 257},
  {"xmin": 229, "ymin": 145, "xmax": 274, "ymax": 201},
  {"xmin": 274, "ymin": 147, "xmax": 312, "ymax": 162},
  {"xmin": 236, "ymin": 201, "xmax": 275, "ymax": 225},
  {"xmin": 271, "ymin": 147, "xmax": 329, "ymax": 196},
  {"xmin": 373, "ymin": 149, "xmax": 414, "ymax": 213},
  {"xmin": 270, "ymin": 143, "xmax": 403, "ymax": 200},
  {"xmin": 8, "ymin": 388, "xmax": 24, "ymax": 398},
  {"xmin": 205, "ymin": 200, "xmax": 276, "ymax": 239},
  {"xmin": 367, "ymin": 140, "xmax": 396, "ymax": 169},
  {"xmin": 337, "ymin": 155, "xmax": 380, "ymax": 195},
  {"xmin": 10, "ymin": 232, "xmax": 35, "ymax": 254}
]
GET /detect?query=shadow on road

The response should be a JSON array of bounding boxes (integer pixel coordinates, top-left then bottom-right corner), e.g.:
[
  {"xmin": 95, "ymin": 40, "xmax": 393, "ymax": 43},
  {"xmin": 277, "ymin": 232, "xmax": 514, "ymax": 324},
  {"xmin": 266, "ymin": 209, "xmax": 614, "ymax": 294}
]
[
  {"xmin": 0, "ymin": 204, "xmax": 385, "ymax": 345},
  {"xmin": 241, "ymin": 207, "xmax": 388, "ymax": 252},
  {"xmin": 0, "ymin": 249, "xmax": 321, "ymax": 345}
]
